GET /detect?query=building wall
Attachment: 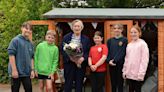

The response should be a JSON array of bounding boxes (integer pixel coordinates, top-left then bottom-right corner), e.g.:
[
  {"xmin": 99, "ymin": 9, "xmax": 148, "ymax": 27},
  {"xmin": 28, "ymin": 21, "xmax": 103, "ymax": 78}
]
[{"xmin": 158, "ymin": 21, "xmax": 164, "ymax": 92}]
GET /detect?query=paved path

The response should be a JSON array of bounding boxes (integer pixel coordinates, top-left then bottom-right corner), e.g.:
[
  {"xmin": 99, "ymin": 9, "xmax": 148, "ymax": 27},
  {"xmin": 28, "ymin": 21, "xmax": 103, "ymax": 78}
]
[
  {"xmin": 0, "ymin": 84, "xmax": 39, "ymax": 92},
  {"xmin": 0, "ymin": 83, "xmax": 92, "ymax": 92},
  {"xmin": 0, "ymin": 84, "xmax": 92, "ymax": 92}
]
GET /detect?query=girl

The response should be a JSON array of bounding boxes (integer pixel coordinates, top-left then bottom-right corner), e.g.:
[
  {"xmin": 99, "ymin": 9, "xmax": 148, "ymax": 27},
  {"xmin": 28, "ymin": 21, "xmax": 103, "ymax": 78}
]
[
  {"xmin": 88, "ymin": 31, "xmax": 108, "ymax": 92},
  {"xmin": 122, "ymin": 25, "xmax": 149, "ymax": 92}
]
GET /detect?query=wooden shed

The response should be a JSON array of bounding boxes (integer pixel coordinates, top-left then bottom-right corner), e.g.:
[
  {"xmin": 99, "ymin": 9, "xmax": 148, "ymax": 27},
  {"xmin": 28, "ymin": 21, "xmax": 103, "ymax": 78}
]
[{"xmin": 29, "ymin": 8, "xmax": 164, "ymax": 92}]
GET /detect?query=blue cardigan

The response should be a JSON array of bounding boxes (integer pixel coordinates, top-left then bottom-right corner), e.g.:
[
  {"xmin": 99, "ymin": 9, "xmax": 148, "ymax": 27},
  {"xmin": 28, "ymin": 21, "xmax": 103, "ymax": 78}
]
[{"xmin": 61, "ymin": 32, "xmax": 91, "ymax": 66}]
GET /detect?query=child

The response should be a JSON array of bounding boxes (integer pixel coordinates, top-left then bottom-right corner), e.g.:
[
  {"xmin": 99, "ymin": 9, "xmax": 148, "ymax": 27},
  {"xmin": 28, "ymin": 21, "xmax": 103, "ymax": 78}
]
[
  {"xmin": 8, "ymin": 22, "xmax": 34, "ymax": 92},
  {"xmin": 106, "ymin": 24, "xmax": 128, "ymax": 92},
  {"xmin": 122, "ymin": 25, "xmax": 149, "ymax": 92},
  {"xmin": 34, "ymin": 30, "xmax": 59, "ymax": 92},
  {"xmin": 88, "ymin": 31, "xmax": 108, "ymax": 92}
]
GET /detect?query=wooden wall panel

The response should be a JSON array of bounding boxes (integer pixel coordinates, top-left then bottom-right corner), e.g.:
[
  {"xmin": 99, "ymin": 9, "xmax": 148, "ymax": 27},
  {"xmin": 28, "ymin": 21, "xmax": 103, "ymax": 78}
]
[{"xmin": 158, "ymin": 21, "xmax": 164, "ymax": 92}]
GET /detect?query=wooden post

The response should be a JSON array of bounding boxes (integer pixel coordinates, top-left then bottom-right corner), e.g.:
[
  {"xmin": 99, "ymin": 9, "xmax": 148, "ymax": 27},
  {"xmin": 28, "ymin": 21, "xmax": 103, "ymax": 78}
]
[{"xmin": 158, "ymin": 20, "xmax": 164, "ymax": 92}]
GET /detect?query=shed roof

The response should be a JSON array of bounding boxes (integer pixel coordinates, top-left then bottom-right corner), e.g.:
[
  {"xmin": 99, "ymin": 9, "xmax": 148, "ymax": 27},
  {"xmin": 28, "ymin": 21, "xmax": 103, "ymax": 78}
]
[{"xmin": 43, "ymin": 8, "xmax": 164, "ymax": 19}]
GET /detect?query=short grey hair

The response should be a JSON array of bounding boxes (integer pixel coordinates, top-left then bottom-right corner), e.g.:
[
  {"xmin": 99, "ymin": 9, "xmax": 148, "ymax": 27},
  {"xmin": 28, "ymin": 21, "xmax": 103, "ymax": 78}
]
[{"xmin": 71, "ymin": 19, "xmax": 84, "ymax": 30}]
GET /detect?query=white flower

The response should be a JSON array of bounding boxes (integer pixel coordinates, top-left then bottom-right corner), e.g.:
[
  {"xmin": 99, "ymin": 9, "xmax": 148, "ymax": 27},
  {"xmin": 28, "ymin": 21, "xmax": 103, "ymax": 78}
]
[
  {"xmin": 78, "ymin": 1, "xmax": 82, "ymax": 6},
  {"xmin": 71, "ymin": 0, "xmax": 77, "ymax": 2},
  {"xmin": 63, "ymin": 43, "xmax": 69, "ymax": 51},
  {"xmin": 84, "ymin": 2, "xmax": 88, "ymax": 6},
  {"xmin": 69, "ymin": 43, "xmax": 78, "ymax": 49},
  {"xmin": 70, "ymin": 2, "xmax": 74, "ymax": 6},
  {"xmin": 59, "ymin": 2, "xmax": 66, "ymax": 7}
]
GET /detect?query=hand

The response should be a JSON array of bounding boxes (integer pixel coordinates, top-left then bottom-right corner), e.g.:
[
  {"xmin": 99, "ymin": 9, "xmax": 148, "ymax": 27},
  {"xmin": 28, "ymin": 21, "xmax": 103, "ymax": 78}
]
[
  {"xmin": 35, "ymin": 71, "xmax": 38, "ymax": 77},
  {"xmin": 122, "ymin": 74, "xmax": 126, "ymax": 79},
  {"xmin": 30, "ymin": 70, "xmax": 35, "ymax": 79},
  {"xmin": 109, "ymin": 59, "xmax": 116, "ymax": 66},
  {"xmin": 78, "ymin": 57, "xmax": 84, "ymax": 64},
  {"xmin": 12, "ymin": 70, "xmax": 18, "ymax": 78},
  {"xmin": 90, "ymin": 65, "xmax": 97, "ymax": 72},
  {"xmin": 48, "ymin": 74, "xmax": 54, "ymax": 81},
  {"xmin": 137, "ymin": 77, "xmax": 144, "ymax": 81}
]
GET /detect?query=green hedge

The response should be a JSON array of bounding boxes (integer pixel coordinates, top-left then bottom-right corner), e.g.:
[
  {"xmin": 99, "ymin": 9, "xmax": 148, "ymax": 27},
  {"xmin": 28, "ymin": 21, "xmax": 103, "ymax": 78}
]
[{"xmin": 0, "ymin": 0, "xmax": 53, "ymax": 83}]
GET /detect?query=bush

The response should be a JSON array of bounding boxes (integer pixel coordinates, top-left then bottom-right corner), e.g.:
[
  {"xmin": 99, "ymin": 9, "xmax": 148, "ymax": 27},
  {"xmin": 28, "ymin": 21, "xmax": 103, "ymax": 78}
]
[{"xmin": 0, "ymin": 0, "xmax": 53, "ymax": 83}]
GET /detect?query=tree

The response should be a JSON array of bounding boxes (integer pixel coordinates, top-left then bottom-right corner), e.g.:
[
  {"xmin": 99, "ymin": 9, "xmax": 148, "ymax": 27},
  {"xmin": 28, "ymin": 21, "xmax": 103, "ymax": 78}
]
[
  {"xmin": 55, "ymin": 0, "xmax": 164, "ymax": 8},
  {"xmin": 0, "ymin": 0, "xmax": 53, "ymax": 83}
]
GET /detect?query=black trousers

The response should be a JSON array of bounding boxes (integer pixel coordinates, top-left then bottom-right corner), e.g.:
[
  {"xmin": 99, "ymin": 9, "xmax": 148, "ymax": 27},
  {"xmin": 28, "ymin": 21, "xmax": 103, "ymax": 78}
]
[
  {"xmin": 11, "ymin": 77, "xmax": 32, "ymax": 92},
  {"xmin": 109, "ymin": 65, "xmax": 124, "ymax": 92},
  {"xmin": 64, "ymin": 62, "xmax": 85, "ymax": 92},
  {"xmin": 127, "ymin": 79, "xmax": 142, "ymax": 92},
  {"xmin": 90, "ymin": 72, "xmax": 105, "ymax": 92}
]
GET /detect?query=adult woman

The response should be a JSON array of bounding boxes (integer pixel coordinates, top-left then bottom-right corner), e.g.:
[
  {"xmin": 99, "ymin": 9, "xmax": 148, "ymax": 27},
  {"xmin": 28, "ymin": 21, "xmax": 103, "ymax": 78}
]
[
  {"xmin": 61, "ymin": 19, "xmax": 90, "ymax": 92},
  {"xmin": 122, "ymin": 25, "xmax": 149, "ymax": 92}
]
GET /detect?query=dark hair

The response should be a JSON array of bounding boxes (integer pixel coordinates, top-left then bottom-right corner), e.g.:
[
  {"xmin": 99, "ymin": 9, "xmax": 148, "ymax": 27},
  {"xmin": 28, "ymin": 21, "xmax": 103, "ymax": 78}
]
[
  {"xmin": 21, "ymin": 22, "xmax": 32, "ymax": 31},
  {"xmin": 94, "ymin": 31, "xmax": 103, "ymax": 37}
]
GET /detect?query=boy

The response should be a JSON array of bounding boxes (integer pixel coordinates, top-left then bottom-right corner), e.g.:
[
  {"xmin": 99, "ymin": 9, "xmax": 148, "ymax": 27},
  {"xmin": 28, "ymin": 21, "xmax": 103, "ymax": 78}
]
[
  {"xmin": 8, "ymin": 22, "xmax": 35, "ymax": 92},
  {"xmin": 34, "ymin": 30, "xmax": 59, "ymax": 92},
  {"xmin": 107, "ymin": 24, "xmax": 128, "ymax": 92}
]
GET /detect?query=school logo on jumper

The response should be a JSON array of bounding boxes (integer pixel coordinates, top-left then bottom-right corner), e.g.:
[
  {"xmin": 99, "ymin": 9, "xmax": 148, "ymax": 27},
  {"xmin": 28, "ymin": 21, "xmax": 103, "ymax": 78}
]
[
  {"xmin": 118, "ymin": 41, "xmax": 123, "ymax": 46},
  {"xmin": 98, "ymin": 47, "xmax": 102, "ymax": 52}
]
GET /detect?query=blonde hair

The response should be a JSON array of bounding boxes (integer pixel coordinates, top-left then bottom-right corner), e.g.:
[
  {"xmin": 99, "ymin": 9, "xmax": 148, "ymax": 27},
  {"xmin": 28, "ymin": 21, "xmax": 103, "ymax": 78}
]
[
  {"xmin": 132, "ymin": 25, "xmax": 142, "ymax": 37},
  {"xmin": 46, "ymin": 30, "xmax": 56, "ymax": 37},
  {"xmin": 71, "ymin": 19, "xmax": 84, "ymax": 30},
  {"xmin": 113, "ymin": 24, "xmax": 123, "ymax": 30}
]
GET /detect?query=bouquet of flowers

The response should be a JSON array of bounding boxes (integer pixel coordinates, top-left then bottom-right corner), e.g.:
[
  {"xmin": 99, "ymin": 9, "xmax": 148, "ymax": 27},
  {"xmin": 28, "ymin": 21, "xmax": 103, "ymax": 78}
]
[{"xmin": 63, "ymin": 42, "xmax": 83, "ymax": 68}]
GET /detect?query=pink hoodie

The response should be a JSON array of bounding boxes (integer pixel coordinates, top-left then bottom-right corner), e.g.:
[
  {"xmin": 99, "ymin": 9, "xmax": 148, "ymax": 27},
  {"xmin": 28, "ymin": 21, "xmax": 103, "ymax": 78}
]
[{"xmin": 122, "ymin": 39, "xmax": 149, "ymax": 81}]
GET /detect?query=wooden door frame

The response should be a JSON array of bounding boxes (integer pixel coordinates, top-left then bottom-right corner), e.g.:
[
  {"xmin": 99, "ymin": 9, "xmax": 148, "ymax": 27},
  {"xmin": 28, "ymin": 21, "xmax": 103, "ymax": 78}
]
[
  {"xmin": 28, "ymin": 20, "xmax": 58, "ymax": 44},
  {"xmin": 104, "ymin": 20, "xmax": 133, "ymax": 92},
  {"xmin": 104, "ymin": 20, "xmax": 133, "ymax": 42}
]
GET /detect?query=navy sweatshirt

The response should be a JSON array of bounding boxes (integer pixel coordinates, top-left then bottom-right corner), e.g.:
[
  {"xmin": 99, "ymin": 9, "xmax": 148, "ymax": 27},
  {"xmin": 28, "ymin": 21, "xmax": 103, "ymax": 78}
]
[
  {"xmin": 8, "ymin": 34, "xmax": 34, "ymax": 77},
  {"xmin": 106, "ymin": 37, "xmax": 128, "ymax": 65}
]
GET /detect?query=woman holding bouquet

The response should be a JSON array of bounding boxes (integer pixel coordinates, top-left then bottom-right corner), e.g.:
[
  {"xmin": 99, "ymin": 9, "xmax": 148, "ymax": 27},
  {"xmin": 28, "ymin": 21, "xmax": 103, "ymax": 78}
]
[
  {"xmin": 88, "ymin": 31, "xmax": 108, "ymax": 92},
  {"xmin": 61, "ymin": 19, "xmax": 91, "ymax": 92}
]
